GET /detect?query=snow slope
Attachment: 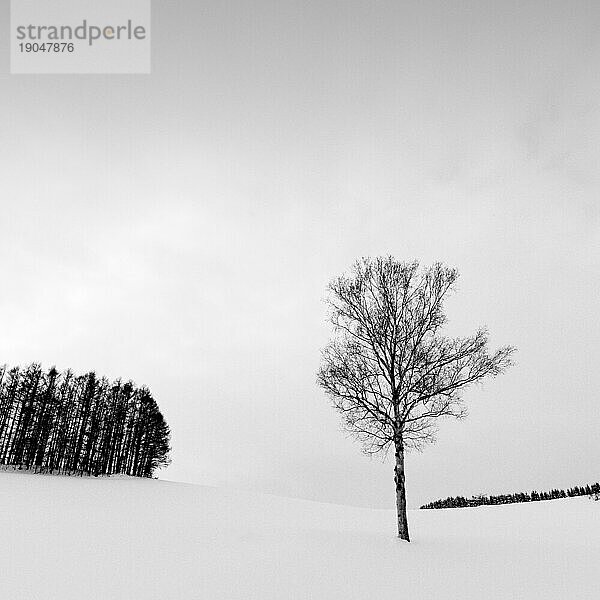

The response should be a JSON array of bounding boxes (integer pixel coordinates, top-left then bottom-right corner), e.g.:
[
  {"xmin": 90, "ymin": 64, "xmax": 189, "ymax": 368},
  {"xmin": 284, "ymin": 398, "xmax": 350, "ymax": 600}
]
[{"xmin": 1, "ymin": 471, "xmax": 598, "ymax": 599}]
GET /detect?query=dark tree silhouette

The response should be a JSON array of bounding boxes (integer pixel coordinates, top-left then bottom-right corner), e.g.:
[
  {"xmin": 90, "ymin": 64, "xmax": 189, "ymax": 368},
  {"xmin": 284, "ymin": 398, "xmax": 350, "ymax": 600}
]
[
  {"xmin": 318, "ymin": 257, "xmax": 514, "ymax": 540},
  {"xmin": 0, "ymin": 363, "xmax": 171, "ymax": 478},
  {"xmin": 421, "ymin": 481, "xmax": 600, "ymax": 509}
]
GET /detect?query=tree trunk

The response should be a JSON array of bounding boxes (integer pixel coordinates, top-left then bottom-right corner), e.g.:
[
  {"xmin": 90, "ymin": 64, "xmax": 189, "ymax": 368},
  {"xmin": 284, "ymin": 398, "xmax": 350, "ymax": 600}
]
[{"xmin": 394, "ymin": 438, "xmax": 410, "ymax": 541}]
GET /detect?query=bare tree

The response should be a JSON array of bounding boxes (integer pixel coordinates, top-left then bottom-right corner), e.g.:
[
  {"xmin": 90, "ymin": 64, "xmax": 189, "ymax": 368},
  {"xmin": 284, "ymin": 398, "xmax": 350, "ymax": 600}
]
[{"xmin": 317, "ymin": 257, "xmax": 514, "ymax": 541}]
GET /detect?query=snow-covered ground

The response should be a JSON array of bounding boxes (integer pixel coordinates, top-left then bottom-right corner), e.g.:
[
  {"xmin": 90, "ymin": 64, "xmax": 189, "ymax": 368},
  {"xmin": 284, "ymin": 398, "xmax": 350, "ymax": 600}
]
[{"xmin": 1, "ymin": 471, "xmax": 598, "ymax": 599}]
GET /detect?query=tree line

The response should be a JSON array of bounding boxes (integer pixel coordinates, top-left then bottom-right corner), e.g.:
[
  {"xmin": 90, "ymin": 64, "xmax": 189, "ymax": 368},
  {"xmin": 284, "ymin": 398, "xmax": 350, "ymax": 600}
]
[
  {"xmin": 0, "ymin": 363, "xmax": 170, "ymax": 478},
  {"xmin": 420, "ymin": 482, "xmax": 600, "ymax": 509}
]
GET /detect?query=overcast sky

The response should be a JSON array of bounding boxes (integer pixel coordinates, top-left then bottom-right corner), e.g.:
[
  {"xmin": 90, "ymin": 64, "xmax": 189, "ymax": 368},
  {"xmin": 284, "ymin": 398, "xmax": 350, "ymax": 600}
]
[{"xmin": 1, "ymin": 0, "xmax": 599, "ymax": 508}]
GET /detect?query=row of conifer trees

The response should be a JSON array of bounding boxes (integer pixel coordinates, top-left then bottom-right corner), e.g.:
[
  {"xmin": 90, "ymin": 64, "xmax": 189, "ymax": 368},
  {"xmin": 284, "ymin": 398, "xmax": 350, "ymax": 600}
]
[
  {"xmin": 0, "ymin": 363, "xmax": 170, "ymax": 478},
  {"xmin": 420, "ymin": 482, "xmax": 600, "ymax": 509}
]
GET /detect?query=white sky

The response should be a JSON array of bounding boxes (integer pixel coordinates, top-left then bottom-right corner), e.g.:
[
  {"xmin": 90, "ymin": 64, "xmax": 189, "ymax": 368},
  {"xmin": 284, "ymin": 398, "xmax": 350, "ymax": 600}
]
[{"xmin": 1, "ymin": 0, "xmax": 599, "ymax": 507}]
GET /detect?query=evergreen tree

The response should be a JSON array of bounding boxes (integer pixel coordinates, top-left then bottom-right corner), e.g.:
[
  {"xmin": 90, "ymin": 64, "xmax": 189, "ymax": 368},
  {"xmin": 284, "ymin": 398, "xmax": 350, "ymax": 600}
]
[{"xmin": 0, "ymin": 363, "xmax": 171, "ymax": 478}]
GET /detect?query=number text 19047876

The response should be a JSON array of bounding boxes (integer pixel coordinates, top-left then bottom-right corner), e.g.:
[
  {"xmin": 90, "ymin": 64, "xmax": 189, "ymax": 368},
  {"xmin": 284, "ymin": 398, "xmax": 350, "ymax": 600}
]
[{"xmin": 19, "ymin": 42, "xmax": 75, "ymax": 53}]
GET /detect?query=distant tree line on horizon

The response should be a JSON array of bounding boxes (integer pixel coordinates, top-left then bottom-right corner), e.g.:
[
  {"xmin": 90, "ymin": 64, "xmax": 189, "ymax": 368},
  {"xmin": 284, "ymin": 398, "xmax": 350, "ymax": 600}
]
[
  {"xmin": 421, "ymin": 482, "xmax": 600, "ymax": 509},
  {"xmin": 0, "ymin": 363, "xmax": 170, "ymax": 478}
]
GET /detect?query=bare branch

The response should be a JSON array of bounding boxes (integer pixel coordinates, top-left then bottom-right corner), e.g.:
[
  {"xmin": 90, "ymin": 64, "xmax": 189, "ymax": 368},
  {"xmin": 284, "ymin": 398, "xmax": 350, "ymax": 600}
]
[{"xmin": 318, "ymin": 257, "xmax": 515, "ymax": 453}]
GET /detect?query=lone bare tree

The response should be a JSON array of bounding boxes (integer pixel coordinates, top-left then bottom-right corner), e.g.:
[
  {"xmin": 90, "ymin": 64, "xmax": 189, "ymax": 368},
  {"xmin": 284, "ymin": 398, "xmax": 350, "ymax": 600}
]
[{"xmin": 317, "ymin": 257, "xmax": 514, "ymax": 541}]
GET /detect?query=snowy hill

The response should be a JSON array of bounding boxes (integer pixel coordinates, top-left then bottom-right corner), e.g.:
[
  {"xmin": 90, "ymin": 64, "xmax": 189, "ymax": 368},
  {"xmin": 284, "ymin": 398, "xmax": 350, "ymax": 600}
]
[{"xmin": 1, "ymin": 471, "xmax": 598, "ymax": 599}]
